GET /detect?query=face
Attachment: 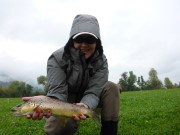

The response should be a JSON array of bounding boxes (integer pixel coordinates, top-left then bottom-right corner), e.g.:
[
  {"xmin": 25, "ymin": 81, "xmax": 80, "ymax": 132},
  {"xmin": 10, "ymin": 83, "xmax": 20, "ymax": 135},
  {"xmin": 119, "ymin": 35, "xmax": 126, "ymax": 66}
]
[{"xmin": 73, "ymin": 34, "xmax": 97, "ymax": 59}]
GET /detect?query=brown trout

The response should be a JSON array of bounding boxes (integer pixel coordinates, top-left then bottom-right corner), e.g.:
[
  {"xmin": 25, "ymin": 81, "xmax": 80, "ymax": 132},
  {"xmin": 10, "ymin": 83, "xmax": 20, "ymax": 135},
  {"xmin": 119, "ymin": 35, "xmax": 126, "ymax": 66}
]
[{"xmin": 11, "ymin": 96, "xmax": 100, "ymax": 125}]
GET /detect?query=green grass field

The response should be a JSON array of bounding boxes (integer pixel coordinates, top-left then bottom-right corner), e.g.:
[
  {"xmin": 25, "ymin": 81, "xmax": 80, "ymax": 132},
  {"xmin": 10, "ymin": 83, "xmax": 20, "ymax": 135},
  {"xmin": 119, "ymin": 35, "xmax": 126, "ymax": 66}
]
[{"xmin": 0, "ymin": 89, "xmax": 179, "ymax": 135}]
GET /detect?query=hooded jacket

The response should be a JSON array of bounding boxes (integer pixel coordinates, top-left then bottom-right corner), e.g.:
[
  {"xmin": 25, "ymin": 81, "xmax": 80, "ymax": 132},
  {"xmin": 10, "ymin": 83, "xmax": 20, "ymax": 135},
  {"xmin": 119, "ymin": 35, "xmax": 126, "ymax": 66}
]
[{"xmin": 46, "ymin": 14, "xmax": 108, "ymax": 109}]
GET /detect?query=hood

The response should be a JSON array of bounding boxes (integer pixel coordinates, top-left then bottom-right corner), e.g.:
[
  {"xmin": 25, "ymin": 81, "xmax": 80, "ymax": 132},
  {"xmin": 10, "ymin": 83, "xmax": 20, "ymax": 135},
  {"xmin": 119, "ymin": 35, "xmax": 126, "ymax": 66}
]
[
  {"xmin": 64, "ymin": 14, "xmax": 103, "ymax": 57},
  {"xmin": 69, "ymin": 14, "xmax": 101, "ymax": 39}
]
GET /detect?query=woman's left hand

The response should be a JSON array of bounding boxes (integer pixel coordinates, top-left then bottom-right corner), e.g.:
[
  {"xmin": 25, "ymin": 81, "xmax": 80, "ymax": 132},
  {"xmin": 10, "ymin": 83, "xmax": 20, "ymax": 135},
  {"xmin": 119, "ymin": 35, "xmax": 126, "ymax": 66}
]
[{"xmin": 72, "ymin": 103, "xmax": 88, "ymax": 121}]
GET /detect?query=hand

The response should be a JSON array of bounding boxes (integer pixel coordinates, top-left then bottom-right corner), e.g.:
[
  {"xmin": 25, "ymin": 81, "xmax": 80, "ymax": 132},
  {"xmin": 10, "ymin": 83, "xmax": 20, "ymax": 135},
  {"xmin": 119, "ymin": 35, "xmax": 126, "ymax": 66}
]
[
  {"xmin": 76, "ymin": 103, "xmax": 89, "ymax": 109},
  {"xmin": 72, "ymin": 103, "xmax": 88, "ymax": 121},
  {"xmin": 22, "ymin": 95, "xmax": 52, "ymax": 120}
]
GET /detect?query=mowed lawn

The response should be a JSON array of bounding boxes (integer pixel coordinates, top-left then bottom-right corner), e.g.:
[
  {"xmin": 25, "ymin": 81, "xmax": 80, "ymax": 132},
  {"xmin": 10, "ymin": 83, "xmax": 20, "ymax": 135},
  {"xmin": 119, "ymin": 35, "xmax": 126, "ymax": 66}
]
[{"xmin": 0, "ymin": 89, "xmax": 179, "ymax": 135}]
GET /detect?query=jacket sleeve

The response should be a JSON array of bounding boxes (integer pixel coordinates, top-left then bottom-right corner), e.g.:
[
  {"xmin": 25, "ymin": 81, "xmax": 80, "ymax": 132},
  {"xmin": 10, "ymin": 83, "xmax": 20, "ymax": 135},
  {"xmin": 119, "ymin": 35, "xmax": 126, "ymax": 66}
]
[
  {"xmin": 46, "ymin": 53, "xmax": 68, "ymax": 102},
  {"xmin": 81, "ymin": 55, "xmax": 108, "ymax": 109}
]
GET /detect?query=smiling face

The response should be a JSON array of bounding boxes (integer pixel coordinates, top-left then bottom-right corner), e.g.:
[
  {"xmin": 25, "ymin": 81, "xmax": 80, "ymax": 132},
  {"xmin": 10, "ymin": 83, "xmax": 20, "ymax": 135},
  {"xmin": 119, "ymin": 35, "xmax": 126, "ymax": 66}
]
[{"xmin": 73, "ymin": 34, "xmax": 97, "ymax": 59}]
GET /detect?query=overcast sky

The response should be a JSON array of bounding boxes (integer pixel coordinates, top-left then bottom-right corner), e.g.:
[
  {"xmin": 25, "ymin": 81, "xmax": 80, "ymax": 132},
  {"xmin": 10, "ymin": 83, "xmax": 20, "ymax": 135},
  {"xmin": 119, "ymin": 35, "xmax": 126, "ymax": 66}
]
[{"xmin": 0, "ymin": 0, "xmax": 179, "ymax": 86}]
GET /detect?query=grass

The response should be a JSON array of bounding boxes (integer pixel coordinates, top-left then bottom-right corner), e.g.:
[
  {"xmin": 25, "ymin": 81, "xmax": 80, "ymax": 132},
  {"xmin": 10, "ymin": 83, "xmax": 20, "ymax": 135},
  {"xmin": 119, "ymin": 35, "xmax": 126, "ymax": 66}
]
[
  {"xmin": 0, "ymin": 89, "xmax": 179, "ymax": 135},
  {"xmin": 119, "ymin": 89, "xmax": 180, "ymax": 135},
  {"xmin": 0, "ymin": 98, "xmax": 45, "ymax": 135}
]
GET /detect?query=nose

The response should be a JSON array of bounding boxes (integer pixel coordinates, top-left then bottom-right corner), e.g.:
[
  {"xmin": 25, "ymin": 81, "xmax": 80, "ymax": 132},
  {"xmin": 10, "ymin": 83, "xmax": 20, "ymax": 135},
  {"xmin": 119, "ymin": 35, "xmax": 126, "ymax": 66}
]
[
  {"xmin": 78, "ymin": 43, "xmax": 89, "ymax": 53},
  {"xmin": 81, "ymin": 42, "xmax": 88, "ymax": 46},
  {"xmin": 79, "ymin": 42, "xmax": 88, "ymax": 49}
]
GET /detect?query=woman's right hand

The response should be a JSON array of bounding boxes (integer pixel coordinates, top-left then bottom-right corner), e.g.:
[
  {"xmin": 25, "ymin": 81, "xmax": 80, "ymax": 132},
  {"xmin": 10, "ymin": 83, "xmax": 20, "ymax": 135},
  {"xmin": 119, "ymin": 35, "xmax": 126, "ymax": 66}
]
[{"xmin": 22, "ymin": 96, "xmax": 52, "ymax": 120}]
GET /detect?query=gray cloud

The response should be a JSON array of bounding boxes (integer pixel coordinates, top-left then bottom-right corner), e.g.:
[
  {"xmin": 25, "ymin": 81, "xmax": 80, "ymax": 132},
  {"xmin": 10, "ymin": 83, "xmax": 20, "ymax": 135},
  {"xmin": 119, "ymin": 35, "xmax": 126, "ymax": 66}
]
[{"xmin": 0, "ymin": 0, "xmax": 179, "ymax": 85}]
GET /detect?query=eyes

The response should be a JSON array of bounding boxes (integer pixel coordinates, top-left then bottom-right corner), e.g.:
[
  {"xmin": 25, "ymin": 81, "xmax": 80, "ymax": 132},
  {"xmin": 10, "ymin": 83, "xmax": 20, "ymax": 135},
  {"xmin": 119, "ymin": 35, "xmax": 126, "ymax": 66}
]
[
  {"xmin": 72, "ymin": 34, "xmax": 97, "ymax": 59},
  {"xmin": 73, "ymin": 35, "xmax": 97, "ymax": 44}
]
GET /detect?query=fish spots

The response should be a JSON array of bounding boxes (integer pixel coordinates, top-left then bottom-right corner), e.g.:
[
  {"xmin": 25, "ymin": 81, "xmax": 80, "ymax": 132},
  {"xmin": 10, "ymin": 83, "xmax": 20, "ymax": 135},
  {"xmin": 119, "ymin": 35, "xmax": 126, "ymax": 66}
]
[
  {"xmin": 12, "ymin": 96, "xmax": 95, "ymax": 121},
  {"xmin": 39, "ymin": 104, "xmax": 45, "ymax": 109},
  {"xmin": 29, "ymin": 101, "xmax": 35, "ymax": 107}
]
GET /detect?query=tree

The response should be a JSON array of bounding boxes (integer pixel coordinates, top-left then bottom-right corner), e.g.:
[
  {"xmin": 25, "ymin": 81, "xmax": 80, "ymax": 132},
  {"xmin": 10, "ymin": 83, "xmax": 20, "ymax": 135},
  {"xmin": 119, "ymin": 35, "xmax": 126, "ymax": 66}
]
[
  {"xmin": 8, "ymin": 81, "xmax": 21, "ymax": 97},
  {"xmin": 7, "ymin": 81, "xmax": 33, "ymax": 97},
  {"xmin": 119, "ymin": 72, "xmax": 128, "ymax": 91},
  {"xmin": 147, "ymin": 68, "xmax": 162, "ymax": 89},
  {"xmin": 137, "ymin": 76, "xmax": 146, "ymax": 90},
  {"xmin": 127, "ymin": 71, "xmax": 137, "ymax": 91},
  {"xmin": 164, "ymin": 77, "xmax": 174, "ymax": 89},
  {"xmin": 118, "ymin": 71, "xmax": 138, "ymax": 91},
  {"xmin": 25, "ymin": 84, "xmax": 33, "ymax": 96},
  {"xmin": 0, "ymin": 86, "xmax": 7, "ymax": 97},
  {"xmin": 37, "ymin": 75, "xmax": 48, "ymax": 92}
]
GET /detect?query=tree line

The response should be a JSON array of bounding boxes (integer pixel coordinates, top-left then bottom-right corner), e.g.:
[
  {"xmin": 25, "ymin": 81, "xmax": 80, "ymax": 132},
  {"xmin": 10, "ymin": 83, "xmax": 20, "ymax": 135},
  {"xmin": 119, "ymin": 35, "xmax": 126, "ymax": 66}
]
[
  {"xmin": 0, "ymin": 68, "xmax": 179, "ymax": 97},
  {"xmin": 0, "ymin": 76, "xmax": 47, "ymax": 98},
  {"xmin": 118, "ymin": 68, "xmax": 180, "ymax": 92}
]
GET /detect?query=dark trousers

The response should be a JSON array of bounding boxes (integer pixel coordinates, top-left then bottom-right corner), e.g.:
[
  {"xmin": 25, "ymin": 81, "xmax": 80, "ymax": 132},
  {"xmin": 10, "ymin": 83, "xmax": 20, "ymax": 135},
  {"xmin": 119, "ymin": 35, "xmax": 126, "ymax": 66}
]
[{"xmin": 44, "ymin": 81, "xmax": 120, "ymax": 135}]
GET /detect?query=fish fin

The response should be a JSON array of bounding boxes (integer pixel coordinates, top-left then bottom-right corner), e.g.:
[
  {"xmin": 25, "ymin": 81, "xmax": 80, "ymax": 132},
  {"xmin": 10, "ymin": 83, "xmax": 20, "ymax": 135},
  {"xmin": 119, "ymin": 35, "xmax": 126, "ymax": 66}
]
[
  {"xmin": 33, "ymin": 104, "xmax": 40, "ymax": 110},
  {"xmin": 92, "ymin": 112, "xmax": 101, "ymax": 127}
]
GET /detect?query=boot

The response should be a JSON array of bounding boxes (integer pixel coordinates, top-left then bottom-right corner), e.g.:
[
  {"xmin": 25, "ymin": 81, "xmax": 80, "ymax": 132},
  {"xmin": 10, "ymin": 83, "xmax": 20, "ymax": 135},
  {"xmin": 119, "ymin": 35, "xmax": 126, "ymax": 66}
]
[{"xmin": 101, "ymin": 121, "xmax": 118, "ymax": 135}]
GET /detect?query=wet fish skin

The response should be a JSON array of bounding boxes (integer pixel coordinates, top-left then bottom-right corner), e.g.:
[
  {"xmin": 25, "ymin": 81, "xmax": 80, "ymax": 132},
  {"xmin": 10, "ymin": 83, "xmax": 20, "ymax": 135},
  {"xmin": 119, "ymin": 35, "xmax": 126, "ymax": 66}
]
[{"xmin": 11, "ymin": 96, "xmax": 94, "ymax": 118}]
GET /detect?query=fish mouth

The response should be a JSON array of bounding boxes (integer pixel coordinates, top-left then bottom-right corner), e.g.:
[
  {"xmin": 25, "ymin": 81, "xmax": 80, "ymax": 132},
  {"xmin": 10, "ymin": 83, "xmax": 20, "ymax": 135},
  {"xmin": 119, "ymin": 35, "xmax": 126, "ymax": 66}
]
[
  {"xmin": 11, "ymin": 103, "xmax": 24, "ymax": 115},
  {"xmin": 11, "ymin": 106, "xmax": 19, "ymax": 112},
  {"xmin": 11, "ymin": 108, "xmax": 21, "ymax": 116},
  {"xmin": 11, "ymin": 109, "xmax": 28, "ymax": 116}
]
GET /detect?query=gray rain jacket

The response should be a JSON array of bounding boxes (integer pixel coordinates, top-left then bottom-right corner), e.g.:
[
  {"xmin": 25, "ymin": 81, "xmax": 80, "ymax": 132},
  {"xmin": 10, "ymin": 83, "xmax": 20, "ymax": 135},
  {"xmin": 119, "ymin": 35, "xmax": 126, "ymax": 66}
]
[{"xmin": 46, "ymin": 14, "xmax": 108, "ymax": 109}]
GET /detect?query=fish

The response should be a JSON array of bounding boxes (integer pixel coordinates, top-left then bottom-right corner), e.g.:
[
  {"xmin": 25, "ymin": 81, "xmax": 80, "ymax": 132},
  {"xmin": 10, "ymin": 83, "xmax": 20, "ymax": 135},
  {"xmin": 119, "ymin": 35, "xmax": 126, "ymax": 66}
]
[{"xmin": 11, "ymin": 96, "xmax": 100, "ymax": 125}]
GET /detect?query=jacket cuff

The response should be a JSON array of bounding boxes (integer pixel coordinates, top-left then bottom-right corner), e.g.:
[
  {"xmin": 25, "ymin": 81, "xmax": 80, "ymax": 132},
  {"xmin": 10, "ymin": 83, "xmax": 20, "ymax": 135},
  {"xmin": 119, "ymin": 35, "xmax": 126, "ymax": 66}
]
[{"xmin": 80, "ymin": 94, "xmax": 99, "ymax": 110}]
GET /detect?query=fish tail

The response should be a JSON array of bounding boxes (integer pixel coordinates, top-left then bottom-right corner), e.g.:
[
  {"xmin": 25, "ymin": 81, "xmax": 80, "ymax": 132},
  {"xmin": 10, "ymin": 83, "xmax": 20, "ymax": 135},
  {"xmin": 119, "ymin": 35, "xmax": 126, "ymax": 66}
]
[{"xmin": 92, "ymin": 112, "xmax": 101, "ymax": 127}]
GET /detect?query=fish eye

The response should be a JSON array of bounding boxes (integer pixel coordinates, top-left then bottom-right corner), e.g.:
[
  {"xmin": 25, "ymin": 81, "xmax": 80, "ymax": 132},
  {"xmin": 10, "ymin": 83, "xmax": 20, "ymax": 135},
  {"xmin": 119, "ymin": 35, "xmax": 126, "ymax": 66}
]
[
  {"xmin": 29, "ymin": 102, "xmax": 35, "ymax": 106},
  {"xmin": 16, "ymin": 103, "xmax": 23, "ymax": 107}
]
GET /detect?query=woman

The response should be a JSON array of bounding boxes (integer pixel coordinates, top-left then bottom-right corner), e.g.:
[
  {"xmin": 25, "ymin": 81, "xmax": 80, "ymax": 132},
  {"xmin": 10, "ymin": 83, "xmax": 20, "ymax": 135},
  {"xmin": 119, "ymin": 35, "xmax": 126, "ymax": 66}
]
[{"xmin": 23, "ymin": 14, "xmax": 120, "ymax": 135}]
